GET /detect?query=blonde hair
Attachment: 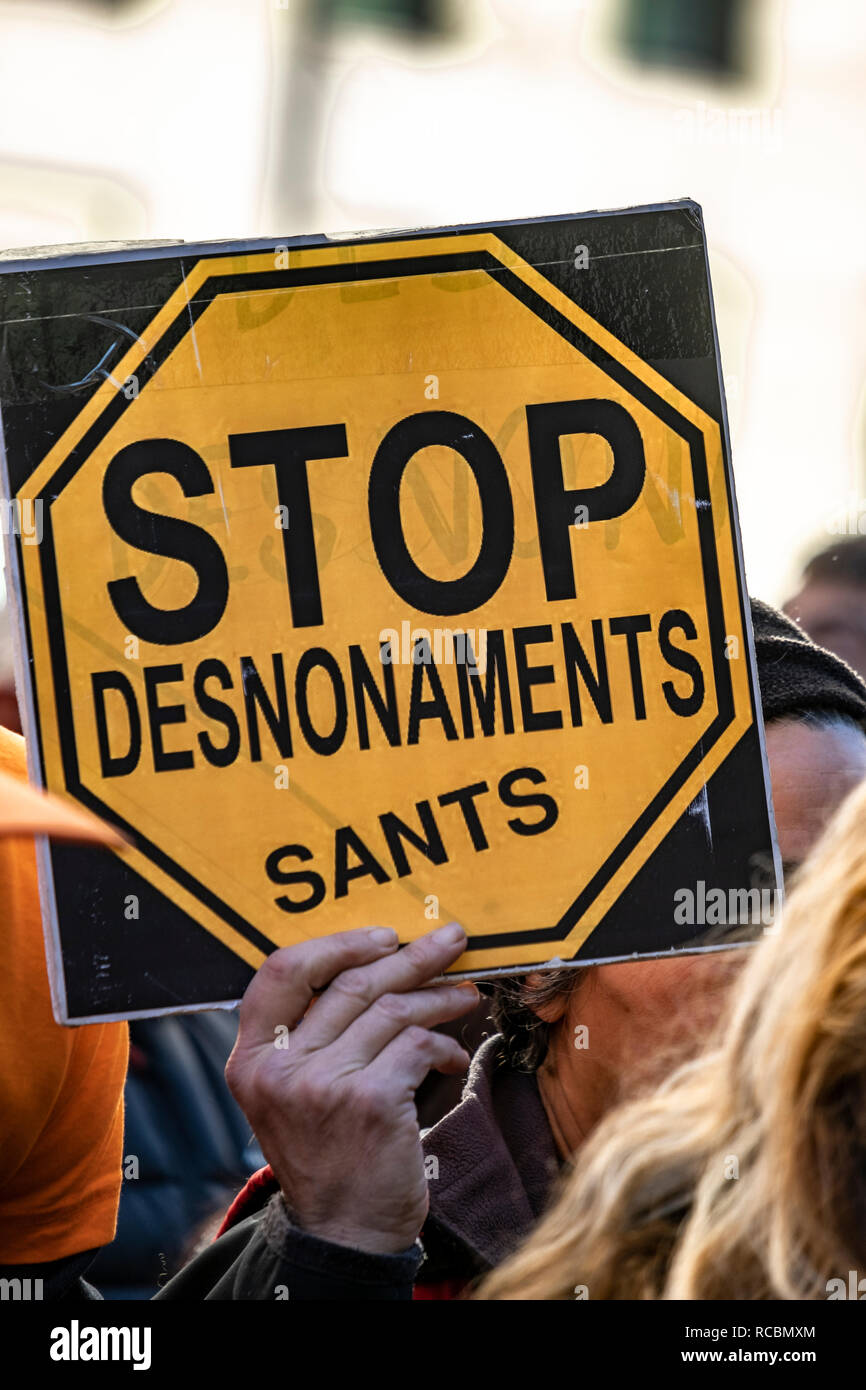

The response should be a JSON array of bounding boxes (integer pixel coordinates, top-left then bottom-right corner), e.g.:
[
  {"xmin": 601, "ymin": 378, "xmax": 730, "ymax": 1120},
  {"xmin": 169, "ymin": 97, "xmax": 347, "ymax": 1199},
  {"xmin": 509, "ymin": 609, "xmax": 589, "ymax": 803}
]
[{"xmin": 478, "ymin": 776, "xmax": 866, "ymax": 1300}]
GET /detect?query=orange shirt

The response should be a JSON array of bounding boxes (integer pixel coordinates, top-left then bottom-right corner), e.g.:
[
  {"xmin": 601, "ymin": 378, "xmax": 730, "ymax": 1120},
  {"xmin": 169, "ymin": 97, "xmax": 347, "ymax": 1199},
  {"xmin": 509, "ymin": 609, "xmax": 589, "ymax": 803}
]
[{"xmin": 0, "ymin": 727, "xmax": 128, "ymax": 1262}]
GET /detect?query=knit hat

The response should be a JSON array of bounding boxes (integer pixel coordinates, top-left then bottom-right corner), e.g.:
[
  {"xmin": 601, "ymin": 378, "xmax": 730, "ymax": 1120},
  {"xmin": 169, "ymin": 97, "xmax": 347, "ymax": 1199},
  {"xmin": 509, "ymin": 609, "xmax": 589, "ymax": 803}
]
[{"xmin": 750, "ymin": 597, "xmax": 866, "ymax": 731}]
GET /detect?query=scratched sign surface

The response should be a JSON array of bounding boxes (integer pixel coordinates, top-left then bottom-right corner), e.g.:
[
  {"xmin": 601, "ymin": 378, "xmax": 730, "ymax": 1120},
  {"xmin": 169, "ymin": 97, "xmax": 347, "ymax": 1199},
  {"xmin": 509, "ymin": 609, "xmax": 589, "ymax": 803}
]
[{"xmin": 0, "ymin": 204, "xmax": 781, "ymax": 1022}]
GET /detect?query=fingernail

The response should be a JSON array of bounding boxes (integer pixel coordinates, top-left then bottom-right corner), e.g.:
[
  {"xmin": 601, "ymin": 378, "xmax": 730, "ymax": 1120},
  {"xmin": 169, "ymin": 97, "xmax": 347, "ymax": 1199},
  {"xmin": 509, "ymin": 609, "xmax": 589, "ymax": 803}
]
[
  {"xmin": 454, "ymin": 983, "xmax": 479, "ymax": 1002},
  {"xmin": 370, "ymin": 927, "xmax": 398, "ymax": 947},
  {"xmin": 433, "ymin": 922, "xmax": 466, "ymax": 945}
]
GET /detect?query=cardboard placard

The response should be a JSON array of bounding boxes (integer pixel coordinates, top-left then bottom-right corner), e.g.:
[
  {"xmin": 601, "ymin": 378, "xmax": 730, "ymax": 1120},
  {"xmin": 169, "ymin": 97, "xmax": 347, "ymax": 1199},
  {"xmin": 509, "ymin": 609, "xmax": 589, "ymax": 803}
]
[{"xmin": 0, "ymin": 202, "xmax": 781, "ymax": 1022}]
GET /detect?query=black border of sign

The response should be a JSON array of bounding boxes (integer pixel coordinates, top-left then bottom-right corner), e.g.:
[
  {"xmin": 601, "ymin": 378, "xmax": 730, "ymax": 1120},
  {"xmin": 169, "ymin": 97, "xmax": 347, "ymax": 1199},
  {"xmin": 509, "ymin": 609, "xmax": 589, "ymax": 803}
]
[{"xmin": 31, "ymin": 246, "xmax": 733, "ymax": 957}]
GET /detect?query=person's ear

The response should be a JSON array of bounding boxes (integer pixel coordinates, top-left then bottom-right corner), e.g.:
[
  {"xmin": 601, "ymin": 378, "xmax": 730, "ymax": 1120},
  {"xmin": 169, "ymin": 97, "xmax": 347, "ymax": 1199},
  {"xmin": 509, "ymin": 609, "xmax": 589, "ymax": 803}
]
[{"xmin": 524, "ymin": 972, "xmax": 571, "ymax": 1023}]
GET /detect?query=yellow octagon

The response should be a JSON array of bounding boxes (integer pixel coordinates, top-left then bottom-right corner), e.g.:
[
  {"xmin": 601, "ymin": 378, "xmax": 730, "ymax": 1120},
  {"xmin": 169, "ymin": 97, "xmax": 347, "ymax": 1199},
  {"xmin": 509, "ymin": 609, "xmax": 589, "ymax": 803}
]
[{"xmin": 17, "ymin": 233, "xmax": 753, "ymax": 974}]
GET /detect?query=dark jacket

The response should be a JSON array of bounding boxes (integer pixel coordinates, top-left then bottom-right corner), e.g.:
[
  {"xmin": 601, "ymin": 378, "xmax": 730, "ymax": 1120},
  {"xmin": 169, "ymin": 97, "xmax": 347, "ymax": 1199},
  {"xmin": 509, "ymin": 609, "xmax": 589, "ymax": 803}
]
[
  {"xmin": 156, "ymin": 1035, "xmax": 561, "ymax": 1300},
  {"xmin": 90, "ymin": 1012, "xmax": 263, "ymax": 1298}
]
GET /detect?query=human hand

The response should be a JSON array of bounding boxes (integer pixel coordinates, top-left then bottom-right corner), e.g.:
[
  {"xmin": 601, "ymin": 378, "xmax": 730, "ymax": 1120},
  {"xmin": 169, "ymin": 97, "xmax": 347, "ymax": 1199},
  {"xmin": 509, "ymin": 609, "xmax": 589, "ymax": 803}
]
[{"xmin": 225, "ymin": 922, "xmax": 476, "ymax": 1254}]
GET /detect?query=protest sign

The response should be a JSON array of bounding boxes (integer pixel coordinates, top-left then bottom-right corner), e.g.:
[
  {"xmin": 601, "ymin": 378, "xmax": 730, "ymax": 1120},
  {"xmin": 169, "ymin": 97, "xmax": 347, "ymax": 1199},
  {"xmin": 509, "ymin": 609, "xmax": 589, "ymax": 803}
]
[{"xmin": 0, "ymin": 203, "xmax": 781, "ymax": 1020}]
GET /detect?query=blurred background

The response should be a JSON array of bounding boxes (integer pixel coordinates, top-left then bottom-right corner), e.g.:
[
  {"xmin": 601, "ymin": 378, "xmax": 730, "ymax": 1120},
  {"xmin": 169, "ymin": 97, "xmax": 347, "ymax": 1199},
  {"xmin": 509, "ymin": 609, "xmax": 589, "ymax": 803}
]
[
  {"xmin": 2, "ymin": 0, "xmax": 864, "ymax": 1297},
  {"xmin": 0, "ymin": 0, "xmax": 864, "ymax": 645}
]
